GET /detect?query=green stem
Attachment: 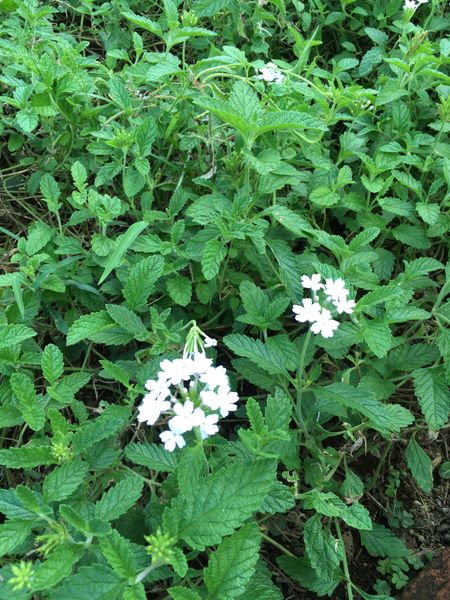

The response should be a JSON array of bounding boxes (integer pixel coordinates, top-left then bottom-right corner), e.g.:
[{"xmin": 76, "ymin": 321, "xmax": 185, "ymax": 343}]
[
  {"xmin": 295, "ymin": 328, "xmax": 313, "ymax": 427},
  {"xmin": 335, "ymin": 520, "xmax": 354, "ymax": 600},
  {"xmin": 261, "ymin": 533, "xmax": 296, "ymax": 558}
]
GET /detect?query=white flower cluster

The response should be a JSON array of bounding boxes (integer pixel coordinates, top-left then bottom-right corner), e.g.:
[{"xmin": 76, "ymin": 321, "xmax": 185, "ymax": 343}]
[
  {"xmin": 257, "ymin": 62, "xmax": 285, "ymax": 84},
  {"xmin": 292, "ymin": 274, "xmax": 355, "ymax": 339},
  {"xmin": 138, "ymin": 348, "xmax": 238, "ymax": 452},
  {"xmin": 403, "ymin": 0, "xmax": 428, "ymax": 10}
]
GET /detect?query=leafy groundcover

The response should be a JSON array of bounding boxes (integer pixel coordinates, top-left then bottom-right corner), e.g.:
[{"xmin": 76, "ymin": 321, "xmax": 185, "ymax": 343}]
[{"xmin": 0, "ymin": 0, "xmax": 449, "ymax": 598}]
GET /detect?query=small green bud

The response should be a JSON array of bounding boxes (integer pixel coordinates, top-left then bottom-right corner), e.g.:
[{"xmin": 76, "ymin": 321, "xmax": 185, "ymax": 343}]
[{"xmin": 9, "ymin": 561, "xmax": 33, "ymax": 591}]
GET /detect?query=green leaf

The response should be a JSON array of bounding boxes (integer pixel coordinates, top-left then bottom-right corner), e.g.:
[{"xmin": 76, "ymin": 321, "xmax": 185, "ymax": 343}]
[
  {"xmin": 229, "ymin": 81, "xmax": 261, "ymax": 122},
  {"xmin": 99, "ymin": 221, "xmax": 148, "ymax": 284},
  {"xmin": 121, "ymin": 10, "xmax": 162, "ymax": 35},
  {"xmin": 386, "ymin": 306, "xmax": 431, "ymax": 322},
  {"xmin": 192, "ymin": 0, "xmax": 233, "ymax": 17},
  {"xmin": 0, "ymin": 324, "xmax": 35, "ymax": 348},
  {"xmin": 123, "ymin": 255, "xmax": 164, "ymax": 310},
  {"xmin": 0, "ymin": 519, "xmax": 32, "ymax": 557},
  {"xmin": 40, "ymin": 173, "xmax": 61, "ymax": 212},
  {"xmin": 15, "ymin": 109, "xmax": 38, "ymax": 132},
  {"xmin": 403, "ymin": 257, "xmax": 443, "ymax": 279},
  {"xmin": 265, "ymin": 205, "xmax": 313, "ymax": 237},
  {"xmin": 361, "ymin": 319, "xmax": 392, "ymax": 358},
  {"xmin": 413, "ymin": 367, "xmax": 449, "ymax": 430},
  {"xmin": 95, "ymin": 476, "xmax": 144, "ymax": 522},
  {"xmin": 357, "ymin": 286, "xmax": 407, "ymax": 310},
  {"xmin": 167, "ymin": 275, "xmax": 192, "ymax": 306},
  {"xmin": 124, "ymin": 442, "xmax": 178, "ymax": 472},
  {"xmin": 72, "ymin": 405, "xmax": 130, "ymax": 452},
  {"xmin": 277, "ymin": 555, "xmax": 338, "ymax": 596},
  {"xmin": 314, "ymin": 383, "xmax": 391, "ymax": 432},
  {"xmin": 32, "ymin": 543, "xmax": 83, "ymax": 591},
  {"xmin": 99, "ymin": 530, "xmax": 137, "ymax": 579},
  {"xmin": 11, "ymin": 272, "xmax": 25, "ymax": 319},
  {"xmin": 202, "ymin": 239, "xmax": 227, "ymax": 280},
  {"xmin": 405, "ymin": 437, "xmax": 433, "ymax": 493},
  {"xmin": 106, "ymin": 304, "xmax": 148, "ymax": 341},
  {"xmin": 167, "ymin": 459, "xmax": 276, "ymax": 549},
  {"xmin": 0, "ymin": 488, "xmax": 35, "ymax": 520},
  {"xmin": 310, "ymin": 186, "xmax": 340, "ymax": 207},
  {"xmin": 43, "ymin": 458, "xmax": 88, "ymax": 503},
  {"xmin": 41, "ymin": 344, "xmax": 64, "ymax": 384},
  {"xmin": 256, "ymin": 110, "xmax": 327, "ymax": 135},
  {"xmin": 204, "ymin": 523, "xmax": 261, "ymax": 599},
  {"xmin": 439, "ymin": 461, "xmax": 450, "ymax": 479},
  {"xmin": 50, "ymin": 565, "xmax": 124, "ymax": 600},
  {"xmin": 224, "ymin": 334, "xmax": 288, "ymax": 375},
  {"xmin": 360, "ymin": 523, "xmax": 409, "ymax": 558},
  {"xmin": 99, "ymin": 359, "xmax": 130, "ymax": 387},
  {"xmin": 66, "ymin": 310, "xmax": 115, "ymax": 346},
  {"xmin": 177, "ymin": 445, "xmax": 206, "ymax": 496},
  {"xmin": 302, "ymin": 491, "xmax": 372, "ymax": 530},
  {"xmin": 260, "ymin": 481, "xmax": 295, "ymax": 515},
  {"xmin": 124, "ymin": 585, "xmax": 147, "ymax": 600},
  {"xmin": 304, "ymin": 514, "xmax": 342, "ymax": 580},
  {"xmin": 71, "ymin": 161, "xmax": 87, "ymax": 189},
  {"xmin": 416, "ymin": 202, "xmax": 440, "ymax": 225},
  {"xmin": 0, "ymin": 446, "xmax": 54, "ymax": 469},
  {"xmin": 10, "ymin": 372, "xmax": 45, "ymax": 431}
]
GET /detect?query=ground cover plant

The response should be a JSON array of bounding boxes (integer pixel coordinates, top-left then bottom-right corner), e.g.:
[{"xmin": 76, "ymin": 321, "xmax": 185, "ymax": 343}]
[{"xmin": 0, "ymin": 0, "xmax": 449, "ymax": 598}]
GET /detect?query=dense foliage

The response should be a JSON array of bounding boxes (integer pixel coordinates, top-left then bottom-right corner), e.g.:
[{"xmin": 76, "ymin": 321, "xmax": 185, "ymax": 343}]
[{"xmin": 0, "ymin": 0, "xmax": 449, "ymax": 598}]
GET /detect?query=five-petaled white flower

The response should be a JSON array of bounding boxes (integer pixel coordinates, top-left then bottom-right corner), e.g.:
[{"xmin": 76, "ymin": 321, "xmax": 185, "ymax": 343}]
[
  {"xmin": 204, "ymin": 335, "xmax": 217, "ymax": 348},
  {"xmin": 310, "ymin": 308, "xmax": 340, "ymax": 339},
  {"xmin": 334, "ymin": 297, "xmax": 356, "ymax": 315},
  {"xmin": 292, "ymin": 298, "xmax": 323, "ymax": 323},
  {"xmin": 160, "ymin": 426, "xmax": 186, "ymax": 452},
  {"xmin": 301, "ymin": 273, "xmax": 323, "ymax": 292},
  {"xmin": 198, "ymin": 413, "xmax": 220, "ymax": 439},
  {"xmin": 323, "ymin": 278, "xmax": 349, "ymax": 302}
]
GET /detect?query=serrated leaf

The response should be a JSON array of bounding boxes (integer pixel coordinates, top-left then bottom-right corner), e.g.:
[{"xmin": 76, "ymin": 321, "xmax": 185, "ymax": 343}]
[
  {"xmin": 10, "ymin": 372, "xmax": 45, "ymax": 431},
  {"xmin": 416, "ymin": 202, "xmax": 440, "ymax": 224},
  {"xmin": 32, "ymin": 543, "xmax": 83, "ymax": 591},
  {"xmin": 99, "ymin": 530, "xmax": 137, "ymax": 579},
  {"xmin": 167, "ymin": 459, "xmax": 276, "ymax": 550},
  {"xmin": 265, "ymin": 205, "xmax": 313, "ymax": 237},
  {"xmin": 71, "ymin": 161, "xmax": 87, "ymax": 189},
  {"xmin": 124, "ymin": 442, "xmax": 177, "ymax": 472},
  {"xmin": 413, "ymin": 367, "xmax": 449, "ymax": 430},
  {"xmin": 40, "ymin": 173, "xmax": 61, "ymax": 212},
  {"xmin": 260, "ymin": 481, "xmax": 295, "ymax": 515},
  {"xmin": 50, "ymin": 564, "xmax": 124, "ymax": 600},
  {"xmin": 405, "ymin": 437, "xmax": 433, "ymax": 493},
  {"xmin": 99, "ymin": 359, "xmax": 130, "ymax": 387},
  {"xmin": 0, "ymin": 446, "xmax": 54, "ymax": 469},
  {"xmin": 386, "ymin": 306, "xmax": 431, "ymax": 322},
  {"xmin": 167, "ymin": 276, "xmax": 192, "ymax": 306},
  {"xmin": 304, "ymin": 514, "xmax": 342, "ymax": 580},
  {"xmin": 66, "ymin": 310, "xmax": 115, "ymax": 346},
  {"xmin": 0, "ymin": 323, "xmax": 36, "ymax": 348},
  {"xmin": 95, "ymin": 476, "xmax": 144, "ymax": 522},
  {"xmin": 204, "ymin": 523, "xmax": 261, "ymax": 599},
  {"xmin": 72, "ymin": 405, "xmax": 130, "ymax": 453},
  {"xmin": 202, "ymin": 239, "xmax": 227, "ymax": 280},
  {"xmin": 224, "ymin": 334, "xmax": 288, "ymax": 375},
  {"xmin": 43, "ymin": 458, "xmax": 88, "ymax": 503},
  {"xmin": 123, "ymin": 254, "xmax": 164, "ymax": 310},
  {"xmin": 99, "ymin": 221, "xmax": 148, "ymax": 284},
  {"xmin": 0, "ymin": 519, "xmax": 33, "ymax": 557},
  {"xmin": 106, "ymin": 304, "xmax": 148, "ymax": 341},
  {"xmin": 41, "ymin": 344, "xmax": 64, "ymax": 384},
  {"xmin": 15, "ymin": 108, "xmax": 38, "ymax": 132},
  {"xmin": 360, "ymin": 523, "xmax": 409, "ymax": 558},
  {"xmin": 121, "ymin": 10, "xmax": 162, "ymax": 35},
  {"xmin": 361, "ymin": 319, "xmax": 392, "ymax": 358}
]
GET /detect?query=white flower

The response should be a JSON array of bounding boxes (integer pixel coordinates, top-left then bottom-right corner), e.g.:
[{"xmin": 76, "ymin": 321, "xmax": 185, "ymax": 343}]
[
  {"xmin": 403, "ymin": 0, "xmax": 417, "ymax": 8},
  {"xmin": 137, "ymin": 394, "xmax": 171, "ymax": 426},
  {"xmin": 169, "ymin": 400, "xmax": 205, "ymax": 434},
  {"xmin": 203, "ymin": 335, "xmax": 217, "ymax": 348},
  {"xmin": 301, "ymin": 273, "xmax": 323, "ymax": 292},
  {"xmin": 257, "ymin": 65, "xmax": 285, "ymax": 84},
  {"xmin": 198, "ymin": 413, "xmax": 219, "ymax": 439},
  {"xmin": 293, "ymin": 298, "xmax": 322, "ymax": 323},
  {"xmin": 159, "ymin": 357, "xmax": 194, "ymax": 385},
  {"xmin": 323, "ymin": 278, "xmax": 349, "ymax": 302},
  {"xmin": 310, "ymin": 308, "xmax": 339, "ymax": 338},
  {"xmin": 191, "ymin": 352, "xmax": 213, "ymax": 374},
  {"xmin": 201, "ymin": 386, "xmax": 238, "ymax": 417},
  {"xmin": 333, "ymin": 297, "xmax": 356, "ymax": 315},
  {"xmin": 160, "ymin": 426, "xmax": 186, "ymax": 452},
  {"xmin": 199, "ymin": 364, "xmax": 229, "ymax": 390}
]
